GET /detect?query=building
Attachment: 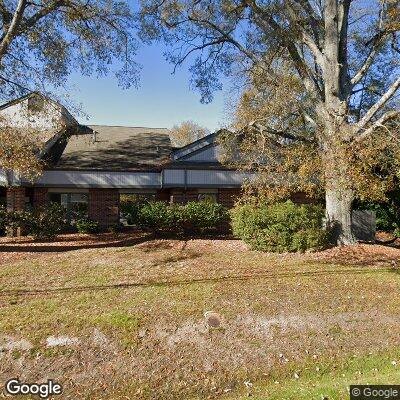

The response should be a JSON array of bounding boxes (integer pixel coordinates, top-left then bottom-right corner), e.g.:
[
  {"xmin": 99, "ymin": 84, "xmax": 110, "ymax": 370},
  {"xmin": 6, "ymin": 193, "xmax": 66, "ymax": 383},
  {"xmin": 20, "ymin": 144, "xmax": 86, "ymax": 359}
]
[{"xmin": 0, "ymin": 93, "xmax": 250, "ymax": 228}]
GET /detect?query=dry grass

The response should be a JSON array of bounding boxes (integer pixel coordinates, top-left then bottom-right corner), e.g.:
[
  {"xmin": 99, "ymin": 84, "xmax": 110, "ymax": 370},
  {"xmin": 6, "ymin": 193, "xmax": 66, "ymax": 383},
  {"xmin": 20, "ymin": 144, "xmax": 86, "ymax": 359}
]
[{"xmin": 0, "ymin": 235, "xmax": 399, "ymax": 399}]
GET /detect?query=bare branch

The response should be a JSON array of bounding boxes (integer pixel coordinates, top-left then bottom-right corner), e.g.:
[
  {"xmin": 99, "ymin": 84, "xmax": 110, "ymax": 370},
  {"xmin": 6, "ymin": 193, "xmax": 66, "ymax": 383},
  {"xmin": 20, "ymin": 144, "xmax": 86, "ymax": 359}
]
[
  {"xmin": 354, "ymin": 110, "xmax": 400, "ymax": 142},
  {"xmin": 356, "ymin": 75, "xmax": 400, "ymax": 131},
  {"xmin": 0, "ymin": 0, "xmax": 28, "ymax": 58}
]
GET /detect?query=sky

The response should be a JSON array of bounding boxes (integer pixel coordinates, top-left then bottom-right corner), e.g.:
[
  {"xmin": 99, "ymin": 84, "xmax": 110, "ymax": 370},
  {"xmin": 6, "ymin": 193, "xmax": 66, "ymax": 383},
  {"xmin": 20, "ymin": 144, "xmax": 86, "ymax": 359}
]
[{"xmin": 67, "ymin": 42, "xmax": 230, "ymax": 131}]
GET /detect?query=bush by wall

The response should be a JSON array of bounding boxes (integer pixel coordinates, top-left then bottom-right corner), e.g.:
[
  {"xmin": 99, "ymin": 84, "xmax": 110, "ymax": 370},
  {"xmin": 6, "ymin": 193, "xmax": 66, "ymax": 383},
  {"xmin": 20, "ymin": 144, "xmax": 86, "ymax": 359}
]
[
  {"xmin": 26, "ymin": 203, "xmax": 67, "ymax": 240},
  {"xmin": 0, "ymin": 203, "xmax": 66, "ymax": 239},
  {"xmin": 230, "ymin": 200, "xmax": 329, "ymax": 252},
  {"xmin": 136, "ymin": 200, "xmax": 228, "ymax": 235},
  {"xmin": 76, "ymin": 218, "xmax": 100, "ymax": 234}
]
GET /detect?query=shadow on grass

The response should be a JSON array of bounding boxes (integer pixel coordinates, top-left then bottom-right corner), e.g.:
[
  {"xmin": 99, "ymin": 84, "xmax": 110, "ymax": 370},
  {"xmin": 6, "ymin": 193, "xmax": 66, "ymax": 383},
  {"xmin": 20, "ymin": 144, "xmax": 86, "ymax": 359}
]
[
  {"xmin": 0, "ymin": 233, "xmax": 154, "ymax": 253},
  {"xmin": 0, "ymin": 265, "xmax": 396, "ymax": 298}
]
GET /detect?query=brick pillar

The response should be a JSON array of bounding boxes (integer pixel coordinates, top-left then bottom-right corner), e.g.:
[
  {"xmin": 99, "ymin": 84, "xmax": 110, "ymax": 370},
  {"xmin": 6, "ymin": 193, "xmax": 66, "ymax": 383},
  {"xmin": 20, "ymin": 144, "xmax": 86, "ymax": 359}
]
[
  {"xmin": 218, "ymin": 188, "xmax": 241, "ymax": 208},
  {"xmin": 33, "ymin": 188, "xmax": 48, "ymax": 209},
  {"xmin": 6, "ymin": 187, "xmax": 26, "ymax": 212},
  {"xmin": 6, "ymin": 187, "xmax": 26, "ymax": 237},
  {"xmin": 88, "ymin": 189, "xmax": 120, "ymax": 227}
]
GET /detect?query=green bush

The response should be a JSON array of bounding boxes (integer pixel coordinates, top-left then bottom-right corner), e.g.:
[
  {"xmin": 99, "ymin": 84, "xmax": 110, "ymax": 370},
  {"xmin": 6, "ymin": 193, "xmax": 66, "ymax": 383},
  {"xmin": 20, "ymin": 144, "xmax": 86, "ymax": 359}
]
[
  {"xmin": 138, "ymin": 201, "xmax": 178, "ymax": 232},
  {"xmin": 120, "ymin": 200, "xmax": 144, "ymax": 225},
  {"xmin": 25, "ymin": 203, "xmax": 66, "ymax": 240},
  {"xmin": 76, "ymin": 218, "xmax": 100, "ymax": 234},
  {"xmin": 182, "ymin": 201, "xmax": 228, "ymax": 234},
  {"xmin": 137, "ymin": 200, "xmax": 228, "ymax": 235},
  {"xmin": 230, "ymin": 200, "xmax": 329, "ymax": 252}
]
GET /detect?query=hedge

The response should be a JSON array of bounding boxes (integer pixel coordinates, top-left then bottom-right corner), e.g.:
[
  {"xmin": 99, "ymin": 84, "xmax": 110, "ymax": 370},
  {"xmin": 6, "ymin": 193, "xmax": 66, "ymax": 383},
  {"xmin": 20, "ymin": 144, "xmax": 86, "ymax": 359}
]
[
  {"xmin": 230, "ymin": 200, "xmax": 329, "ymax": 252},
  {"xmin": 122, "ymin": 200, "xmax": 228, "ymax": 235}
]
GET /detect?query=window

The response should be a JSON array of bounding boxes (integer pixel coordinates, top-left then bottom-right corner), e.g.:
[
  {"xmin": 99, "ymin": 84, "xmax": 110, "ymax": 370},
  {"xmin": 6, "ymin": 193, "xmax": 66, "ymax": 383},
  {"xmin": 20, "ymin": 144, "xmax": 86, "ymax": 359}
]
[
  {"xmin": 197, "ymin": 189, "xmax": 218, "ymax": 203},
  {"xmin": 120, "ymin": 193, "xmax": 156, "ymax": 204},
  {"xmin": 49, "ymin": 193, "xmax": 88, "ymax": 221}
]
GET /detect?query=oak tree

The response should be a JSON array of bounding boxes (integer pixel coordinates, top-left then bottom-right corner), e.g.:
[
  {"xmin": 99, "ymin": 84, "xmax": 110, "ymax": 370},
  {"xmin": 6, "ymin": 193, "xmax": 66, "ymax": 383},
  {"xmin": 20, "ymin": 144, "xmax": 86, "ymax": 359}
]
[{"xmin": 140, "ymin": 0, "xmax": 400, "ymax": 244}]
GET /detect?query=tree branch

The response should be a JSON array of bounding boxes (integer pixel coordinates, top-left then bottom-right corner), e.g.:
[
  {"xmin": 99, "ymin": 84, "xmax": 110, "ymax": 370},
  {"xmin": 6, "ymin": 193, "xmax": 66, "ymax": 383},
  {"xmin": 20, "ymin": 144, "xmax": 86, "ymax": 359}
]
[
  {"xmin": 0, "ymin": 0, "xmax": 27, "ymax": 58},
  {"xmin": 356, "ymin": 75, "xmax": 400, "ymax": 131},
  {"xmin": 353, "ymin": 110, "xmax": 400, "ymax": 142}
]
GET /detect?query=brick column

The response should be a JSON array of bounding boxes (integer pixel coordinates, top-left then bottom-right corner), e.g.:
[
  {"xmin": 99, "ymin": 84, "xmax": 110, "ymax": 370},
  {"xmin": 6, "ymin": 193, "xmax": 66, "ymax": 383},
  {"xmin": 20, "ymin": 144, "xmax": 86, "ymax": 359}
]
[
  {"xmin": 33, "ymin": 188, "xmax": 48, "ymax": 209},
  {"xmin": 6, "ymin": 187, "xmax": 26, "ymax": 237},
  {"xmin": 88, "ymin": 189, "xmax": 120, "ymax": 227},
  {"xmin": 218, "ymin": 188, "xmax": 241, "ymax": 208},
  {"xmin": 6, "ymin": 187, "xmax": 26, "ymax": 212}
]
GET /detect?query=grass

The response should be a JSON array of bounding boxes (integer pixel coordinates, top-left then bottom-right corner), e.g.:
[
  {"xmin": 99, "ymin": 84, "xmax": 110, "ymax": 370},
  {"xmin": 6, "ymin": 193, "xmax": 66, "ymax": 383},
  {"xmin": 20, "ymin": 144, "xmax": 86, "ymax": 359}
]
[
  {"xmin": 226, "ymin": 351, "xmax": 400, "ymax": 399},
  {"xmin": 0, "ymin": 237, "xmax": 399, "ymax": 399}
]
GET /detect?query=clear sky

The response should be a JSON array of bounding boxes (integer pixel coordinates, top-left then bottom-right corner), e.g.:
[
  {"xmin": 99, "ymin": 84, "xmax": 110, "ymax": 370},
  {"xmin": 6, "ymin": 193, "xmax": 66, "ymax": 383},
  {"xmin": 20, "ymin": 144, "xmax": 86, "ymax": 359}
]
[{"xmin": 68, "ymin": 42, "xmax": 230, "ymax": 131}]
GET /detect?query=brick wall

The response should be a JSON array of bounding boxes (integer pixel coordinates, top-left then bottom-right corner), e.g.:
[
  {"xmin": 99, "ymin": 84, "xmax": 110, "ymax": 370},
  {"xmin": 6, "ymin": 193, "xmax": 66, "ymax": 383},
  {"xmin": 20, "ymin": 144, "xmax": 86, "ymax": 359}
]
[
  {"xmin": 88, "ymin": 189, "xmax": 120, "ymax": 226},
  {"xmin": 170, "ymin": 189, "xmax": 198, "ymax": 204},
  {"xmin": 218, "ymin": 188, "xmax": 241, "ymax": 208},
  {"xmin": 33, "ymin": 188, "xmax": 48, "ymax": 209},
  {"xmin": 6, "ymin": 187, "xmax": 26, "ymax": 237},
  {"xmin": 6, "ymin": 187, "xmax": 26, "ymax": 212}
]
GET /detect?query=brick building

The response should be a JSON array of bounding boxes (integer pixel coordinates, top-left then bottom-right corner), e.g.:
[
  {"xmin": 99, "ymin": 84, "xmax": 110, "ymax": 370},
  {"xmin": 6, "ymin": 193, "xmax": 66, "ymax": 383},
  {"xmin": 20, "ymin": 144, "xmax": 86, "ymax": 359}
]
[{"xmin": 0, "ymin": 93, "xmax": 248, "ymax": 228}]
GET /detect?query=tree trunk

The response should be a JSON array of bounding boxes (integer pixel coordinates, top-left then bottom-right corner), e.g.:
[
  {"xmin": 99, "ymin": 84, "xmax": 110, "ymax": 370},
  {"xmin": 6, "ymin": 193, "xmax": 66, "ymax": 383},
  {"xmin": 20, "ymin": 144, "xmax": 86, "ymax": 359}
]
[{"xmin": 325, "ymin": 186, "xmax": 356, "ymax": 245}]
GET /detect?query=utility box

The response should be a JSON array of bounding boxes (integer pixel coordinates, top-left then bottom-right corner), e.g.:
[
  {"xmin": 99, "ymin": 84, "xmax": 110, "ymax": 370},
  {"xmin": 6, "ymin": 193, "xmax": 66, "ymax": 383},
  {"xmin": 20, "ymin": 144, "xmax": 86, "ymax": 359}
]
[{"xmin": 352, "ymin": 210, "xmax": 376, "ymax": 242}]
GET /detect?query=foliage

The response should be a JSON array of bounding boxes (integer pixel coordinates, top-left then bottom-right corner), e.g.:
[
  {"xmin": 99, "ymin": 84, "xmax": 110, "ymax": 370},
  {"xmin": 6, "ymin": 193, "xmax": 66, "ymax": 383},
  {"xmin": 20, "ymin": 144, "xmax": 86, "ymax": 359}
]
[
  {"xmin": 182, "ymin": 201, "xmax": 228, "ymax": 234},
  {"xmin": 169, "ymin": 120, "xmax": 210, "ymax": 147},
  {"xmin": 76, "ymin": 218, "xmax": 100, "ymax": 234},
  {"xmin": 25, "ymin": 203, "xmax": 66, "ymax": 240},
  {"xmin": 230, "ymin": 200, "xmax": 329, "ymax": 252},
  {"xmin": 138, "ymin": 201, "xmax": 178, "ymax": 232},
  {"xmin": 0, "ymin": 0, "xmax": 138, "ymax": 181},
  {"xmin": 0, "ymin": 126, "xmax": 45, "ymax": 182},
  {"xmin": 137, "ymin": 200, "xmax": 228, "ymax": 235},
  {"xmin": 120, "ymin": 200, "xmax": 144, "ymax": 225},
  {"xmin": 0, "ymin": 206, "xmax": 7, "ymax": 231},
  {"xmin": 0, "ymin": 0, "xmax": 138, "ymax": 100},
  {"xmin": 139, "ymin": 0, "xmax": 400, "ymax": 244}
]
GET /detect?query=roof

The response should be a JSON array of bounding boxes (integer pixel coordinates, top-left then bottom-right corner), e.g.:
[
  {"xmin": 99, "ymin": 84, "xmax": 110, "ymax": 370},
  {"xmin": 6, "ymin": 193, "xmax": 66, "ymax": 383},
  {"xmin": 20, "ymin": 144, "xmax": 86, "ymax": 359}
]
[{"xmin": 50, "ymin": 125, "xmax": 172, "ymax": 171}]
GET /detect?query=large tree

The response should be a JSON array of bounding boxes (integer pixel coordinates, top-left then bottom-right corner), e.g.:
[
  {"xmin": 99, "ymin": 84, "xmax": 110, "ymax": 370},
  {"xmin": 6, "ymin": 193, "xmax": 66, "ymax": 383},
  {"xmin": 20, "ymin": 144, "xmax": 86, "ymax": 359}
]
[
  {"xmin": 170, "ymin": 120, "xmax": 210, "ymax": 146},
  {"xmin": 139, "ymin": 0, "xmax": 400, "ymax": 244},
  {"xmin": 0, "ymin": 0, "xmax": 138, "ymax": 181}
]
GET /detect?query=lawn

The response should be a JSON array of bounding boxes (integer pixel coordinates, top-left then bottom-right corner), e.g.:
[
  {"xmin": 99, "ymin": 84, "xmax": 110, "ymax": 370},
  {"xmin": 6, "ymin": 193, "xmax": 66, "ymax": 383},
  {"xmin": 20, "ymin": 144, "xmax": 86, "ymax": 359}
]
[{"xmin": 0, "ymin": 234, "xmax": 399, "ymax": 399}]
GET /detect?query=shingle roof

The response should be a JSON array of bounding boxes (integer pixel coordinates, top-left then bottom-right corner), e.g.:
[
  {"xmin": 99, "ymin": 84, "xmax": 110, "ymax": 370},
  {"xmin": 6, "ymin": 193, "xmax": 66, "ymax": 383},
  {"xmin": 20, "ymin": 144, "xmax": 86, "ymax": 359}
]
[{"xmin": 50, "ymin": 125, "xmax": 172, "ymax": 171}]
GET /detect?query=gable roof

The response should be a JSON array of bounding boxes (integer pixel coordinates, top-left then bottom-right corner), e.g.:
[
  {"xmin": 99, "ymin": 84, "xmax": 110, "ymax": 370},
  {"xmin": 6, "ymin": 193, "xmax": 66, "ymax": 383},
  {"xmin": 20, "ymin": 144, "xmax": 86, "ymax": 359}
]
[
  {"xmin": 49, "ymin": 125, "xmax": 172, "ymax": 171},
  {"xmin": 171, "ymin": 129, "xmax": 228, "ymax": 161}
]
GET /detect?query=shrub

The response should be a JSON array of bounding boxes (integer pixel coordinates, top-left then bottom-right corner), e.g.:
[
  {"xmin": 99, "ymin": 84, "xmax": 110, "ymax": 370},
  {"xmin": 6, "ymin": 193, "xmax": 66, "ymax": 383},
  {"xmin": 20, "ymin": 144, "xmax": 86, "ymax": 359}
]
[
  {"xmin": 138, "ymin": 201, "xmax": 180, "ymax": 232},
  {"xmin": 25, "ymin": 203, "xmax": 66, "ymax": 240},
  {"xmin": 76, "ymin": 218, "xmax": 100, "ymax": 234},
  {"xmin": 137, "ymin": 200, "xmax": 228, "ymax": 235},
  {"xmin": 230, "ymin": 200, "xmax": 329, "ymax": 252},
  {"xmin": 120, "ymin": 201, "xmax": 143, "ymax": 225},
  {"xmin": 182, "ymin": 201, "xmax": 228, "ymax": 234}
]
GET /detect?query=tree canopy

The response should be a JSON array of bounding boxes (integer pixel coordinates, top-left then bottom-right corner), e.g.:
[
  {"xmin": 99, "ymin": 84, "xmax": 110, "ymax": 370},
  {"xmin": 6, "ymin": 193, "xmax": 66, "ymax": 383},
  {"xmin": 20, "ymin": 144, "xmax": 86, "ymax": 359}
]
[
  {"xmin": 139, "ymin": 0, "xmax": 400, "ymax": 244},
  {"xmin": 0, "ymin": 0, "xmax": 139, "ymax": 101}
]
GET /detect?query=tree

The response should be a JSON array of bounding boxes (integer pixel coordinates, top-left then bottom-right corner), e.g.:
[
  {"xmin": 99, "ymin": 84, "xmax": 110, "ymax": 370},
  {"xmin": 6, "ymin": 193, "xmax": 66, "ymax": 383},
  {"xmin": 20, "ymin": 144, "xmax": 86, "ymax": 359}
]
[
  {"xmin": 170, "ymin": 120, "xmax": 210, "ymax": 146},
  {"xmin": 139, "ymin": 0, "xmax": 400, "ymax": 244},
  {"xmin": 0, "ymin": 0, "xmax": 138, "ymax": 181}
]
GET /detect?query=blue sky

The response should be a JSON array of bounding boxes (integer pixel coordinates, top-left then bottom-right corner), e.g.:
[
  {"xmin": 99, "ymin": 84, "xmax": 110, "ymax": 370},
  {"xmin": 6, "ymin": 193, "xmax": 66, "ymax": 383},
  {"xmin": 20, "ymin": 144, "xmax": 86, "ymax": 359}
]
[{"xmin": 68, "ymin": 42, "xmax": 230, "ymax": 131}]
